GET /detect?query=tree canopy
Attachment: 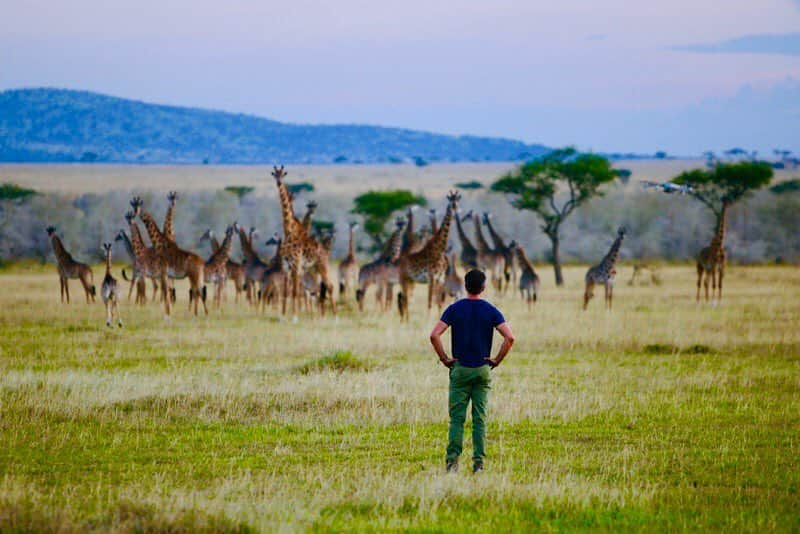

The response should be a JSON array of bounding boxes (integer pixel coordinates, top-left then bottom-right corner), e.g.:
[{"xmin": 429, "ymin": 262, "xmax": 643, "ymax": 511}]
[
  {"xmin": 673, "ymin": 161, "xmax": 773, "ymax": 218},
  {"xmin": 491, "ymin": 147, "xmax": 619, "ymax": 285},
  {"xmin": 351, "ymin": 190, "xmax": 427, "ymax": 245}
]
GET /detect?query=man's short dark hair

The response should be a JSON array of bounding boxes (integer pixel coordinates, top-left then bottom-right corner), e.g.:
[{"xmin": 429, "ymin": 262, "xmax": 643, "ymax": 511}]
[{"xmin": 464, "ymin": 269, "xmax": 486, "ymax": 295}]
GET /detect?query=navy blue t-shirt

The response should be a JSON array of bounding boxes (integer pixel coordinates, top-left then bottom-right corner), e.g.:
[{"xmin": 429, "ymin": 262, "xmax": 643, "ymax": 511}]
[{"xmin": 440, "ymin": 298, "xmax": 506, "ymax": 368}]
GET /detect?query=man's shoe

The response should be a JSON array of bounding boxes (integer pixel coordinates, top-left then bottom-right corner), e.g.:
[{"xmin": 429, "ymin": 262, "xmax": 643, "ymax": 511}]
[
  {"xmin": 472, "ymin": 462, "xmax": 484, "ymax": 474},
  {"xmin": 446, "ymin": 460, "xmax": 459, "ymax": 473}
]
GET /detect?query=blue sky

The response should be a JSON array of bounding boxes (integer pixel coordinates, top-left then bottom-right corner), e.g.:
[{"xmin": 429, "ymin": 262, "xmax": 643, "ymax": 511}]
[{"xmin": 2, "ymin": 0, "xmax": 799, "ymax": 155}]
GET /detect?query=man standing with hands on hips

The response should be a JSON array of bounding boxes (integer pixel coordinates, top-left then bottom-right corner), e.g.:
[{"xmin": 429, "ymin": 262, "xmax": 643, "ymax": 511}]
[{"xmin": 429, "ymin": 269, "xmax": 515, "ymax": 473}]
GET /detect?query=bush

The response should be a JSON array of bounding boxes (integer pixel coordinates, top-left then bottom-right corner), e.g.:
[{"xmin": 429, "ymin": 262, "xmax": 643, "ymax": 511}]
[
  {"xmin": 0, "ymin": 183, "xmax": 37, "ymax": 201},
  {"xmin": 298, "ymin": 351, "xmax": 372, "ymax": 374}
]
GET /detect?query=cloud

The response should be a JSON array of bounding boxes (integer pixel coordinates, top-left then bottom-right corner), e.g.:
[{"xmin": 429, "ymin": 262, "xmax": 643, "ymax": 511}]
[{"xmin": 677, "ymin": 32, "xmax": 800, "ymax": 56}]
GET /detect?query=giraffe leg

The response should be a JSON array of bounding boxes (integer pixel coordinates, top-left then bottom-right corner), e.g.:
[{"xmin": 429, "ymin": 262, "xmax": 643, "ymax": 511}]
[
  {"xmin": 583, "ymin": 282, "xmax": 594, "ymax": 310},
  {"xmin": 59, "ymin": 276, "xmax": 65, "ymax": 303},
  {"xmin": 127, "ymin": 278, "xmax": 136, "ymax": 302},
  {"xmin": 161, "ymin": 274, "xmax": 171, "ymax": 317},
  {"xmin": 607, "ymin": 282, "xmax": 614, "ymax": 309},
  {"xmin": 105, "ymin": 300, "xmax": 113, "ymax": 327},
  {"xmin": 717, "ymin": 266, "xmax": 724, "ymax": 303},
  {"xmin": 703, "ymin": 271, "xmax": 710, "ymax": 302},
  {"xmin": 64, "ymin": 278, "xmax": 70, "ymax": 304},
  {"xmin": 281, "ymin": 274, "xmax": 289, "ymax": 315},
  {"xmin": 696, "ymin": 264, "xmax": 703, "ymax": 302},
  {"xmin": 710, "ymin": 269, "xmax": 718, "ymax": 306},
  {"xmin": 114, "ymin": 299, "xmax": 122, "ymax": 327}
]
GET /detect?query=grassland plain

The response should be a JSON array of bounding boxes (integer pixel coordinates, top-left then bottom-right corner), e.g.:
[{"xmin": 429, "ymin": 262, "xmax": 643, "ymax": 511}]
[{"xmin": 0, "ymin": 264, "xmax": 798, "ymax": 531}]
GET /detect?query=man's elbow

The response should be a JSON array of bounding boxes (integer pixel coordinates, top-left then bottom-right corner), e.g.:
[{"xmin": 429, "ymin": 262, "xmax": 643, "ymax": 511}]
[
  {"xmin": 429, "ymin": 333, "xmax": 439, "ymax": 345},
  {"xmin": 505, "ymin": 335, "xmax": 515, "ymax": 346}
]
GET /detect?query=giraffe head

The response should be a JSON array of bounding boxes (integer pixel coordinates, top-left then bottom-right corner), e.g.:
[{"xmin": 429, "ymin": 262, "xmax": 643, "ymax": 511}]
[
  {"xmin": 349, "ymin": 221, "xmax": 359, "ymax": 231},
  {"xmin": 199, "ymin": 228, "xmax": 213, "ymax": 242},
  {"xmin": 102, "ymin": 242, "xmax": 113, "ymax": 254},
  {"xmin": 272, "ymin": 165, "xmax": 287, "ymax": 182},
  {"xmin": 481, "ymin": 212, "xmax": 492, "ymax": 225},
  {"xmin": 114, "ymin": 229, "xmax": 126, "ymax": 243},
  {"xmin": 460, "ymin": 209, "xmax": 473, "ymax": 222},
  {"xmin": 124, "ymin": 211, "xmax": 136, "ymax": 225},
  {"xmin": 224, "ymin": 225, "xmax": 235, "ymax": 239},
  {"xmin": 45, "ymin": 226, "xmax": 56, "ymax": 236},
  {"xmin": 266, "ymin": 233, "xmax": 281, "ymax": 247},
  {"xmin": 721, "ymin": 195, "xmax": 731, "ymax": 207},
  {"xmin": 167, "ymin": 191, "xmax": 178, "ymax": 206},
  {"xmin": 306, "ymin": 200, "xmax": 318, "ymax": 212},
  {"xmin": 130, "ymin": 196, "xmax": 144, "ymax": 216},
  {"xmin": 617, "ymin": 226, "xmax": 627, "ymax": 237},
  {"xmin": 446, "ymin": 190, "xmax": 461, "ymax": 209},
  {"xmin": 508, "ymin": 239, "xmax": 518, "ymax": 249}
]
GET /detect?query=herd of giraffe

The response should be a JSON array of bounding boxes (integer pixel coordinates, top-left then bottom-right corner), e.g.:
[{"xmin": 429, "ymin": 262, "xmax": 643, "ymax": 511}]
[{"xmin": 45, "ymin": 166, "xmax": 732, "ymax": 325}]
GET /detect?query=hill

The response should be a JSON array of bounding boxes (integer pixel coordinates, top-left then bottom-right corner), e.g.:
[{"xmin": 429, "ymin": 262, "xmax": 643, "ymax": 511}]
[{"xmin": 0, "ymin": 88, "xmax": 550, "ymax": 164}]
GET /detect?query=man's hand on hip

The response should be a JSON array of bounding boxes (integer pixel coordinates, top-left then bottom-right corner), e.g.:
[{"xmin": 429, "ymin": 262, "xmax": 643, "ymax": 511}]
[{"xmin": 440, "ymin": 357, "xmax": 457, "ymax": 369}]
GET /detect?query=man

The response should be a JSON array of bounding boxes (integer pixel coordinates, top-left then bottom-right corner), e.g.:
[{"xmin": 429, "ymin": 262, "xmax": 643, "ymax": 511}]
[{"xmin": 429, "ymin": 269, "xmax": 515, "ymax": 473}]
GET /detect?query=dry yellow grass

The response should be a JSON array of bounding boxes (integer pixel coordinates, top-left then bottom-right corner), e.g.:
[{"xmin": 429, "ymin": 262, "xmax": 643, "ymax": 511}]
[{"xmin": 1, "ymin": 263, "xmax": 798, "ymax": 530}]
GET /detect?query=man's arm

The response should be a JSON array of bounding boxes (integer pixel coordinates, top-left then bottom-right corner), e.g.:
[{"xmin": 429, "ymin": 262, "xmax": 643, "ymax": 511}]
[
  {"xmin": 487, "ymin": 322, "xmax": 515, "ymax": 368},
  {"xmin": 429, "ymin": 321, "xmax": 457, "ymax": 368}
]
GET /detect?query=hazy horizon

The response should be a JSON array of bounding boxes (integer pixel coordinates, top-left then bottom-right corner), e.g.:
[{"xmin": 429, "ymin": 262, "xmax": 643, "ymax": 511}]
[{"xmin": 2, "ymin": 0, "xmax": 799, "ymax": 155}]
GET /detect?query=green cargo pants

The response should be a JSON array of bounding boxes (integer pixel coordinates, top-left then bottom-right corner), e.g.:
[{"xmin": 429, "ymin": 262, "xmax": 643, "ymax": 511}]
[{"xmin": 447, "ymin": 362, "xmax": 491, "ymax": 465}]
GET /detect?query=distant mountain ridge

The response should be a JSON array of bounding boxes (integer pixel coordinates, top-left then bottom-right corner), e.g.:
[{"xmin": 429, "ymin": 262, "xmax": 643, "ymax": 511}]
[{"xmin": 0, "ymin": 88, "xmax": 550, "ymax": 164}]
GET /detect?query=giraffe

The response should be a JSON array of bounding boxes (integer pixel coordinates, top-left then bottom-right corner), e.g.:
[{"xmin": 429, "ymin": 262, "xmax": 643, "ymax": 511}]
[
  {"xmin": 46, "ymin": 226, "xmax": 96, "ymax": 303},
  {"xmin": 272, "ymin": 165, "xmax": 336, "ymax": 316},
  {"xmin": 515, "ymin": 244, "xmax": 540, "ymax": 309},
  {"xmin": 236, "ymin": 224, "xmax": 269, "ymax": 306},
  {"xmin": 439, "ymin": 243, "xmax": 463, "ymax": 306},
  {"xmin": 696, "ymin": 198, "xmax": 730, "ymax": 303},
  {"xmin": 259, "ymin": 234, "xmax": 286, "ymax": 311},
  {"xmin": 121, "ymin": 211, "xmax": 166, "ymax": 304},
  {"xmin": 483, "ymin": 212, "xmax": 517, "ymax": 291},
  {"xmin": 115, "ymin": 229, "xmax": 148, "ymax": 305},
  {"xmin": 131, "ymin": 197, "xmax": 207, "ymax": 316},
  {"xmin": 200, "ymin": 228, "xmax": 247, "ymax": 303},
  {"xmin": 338, "ymin": 222, "xmax": 359, "ymax": 299},
  {"xmin": 100, "ymin": 243, "xmax": 123, "ymax": 327},
  {"xmin": 470, "ymin": 210, "xmax": 504, "ymax": 292},
  {"xmin": 453, "ymin": 208, "xmax": 479, "ymax": 269},
  {"xmin": 203, "ymin": 225, "xmax": 235, "ymax": 307},
  {"xmin": 301, "ymin": 201, "xmax": 317, "ymax": 233},
  {"xmin": 355, "ymin": 217, "xmax": 406, "ymax": 311},
  {"xmin": 402, "ymin": 206, "xmax": 422, "ymax": 254},
  {"xmin": 584, "ymin": 227, "xmax": 626, "ymax": 310},
  {"xmin": 397, "ymin": 191, "xmax": 460, "ymax": 321},
  {"xmin": 163, "ymin": 191, "xmax": 178, "ymax": 242}
]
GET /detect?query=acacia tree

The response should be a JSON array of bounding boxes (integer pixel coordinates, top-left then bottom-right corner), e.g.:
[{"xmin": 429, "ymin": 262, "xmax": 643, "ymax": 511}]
[
  {"xmin": 672, "ymin": 161, "xmax": 773, "ymax": 226},
  {"xmin": 491, "ymin": 148, "xmax": 619, "ymax": 286},
  {"xmin": 351, "ymin": 190, "xmax": 426, "ymax": 248}
]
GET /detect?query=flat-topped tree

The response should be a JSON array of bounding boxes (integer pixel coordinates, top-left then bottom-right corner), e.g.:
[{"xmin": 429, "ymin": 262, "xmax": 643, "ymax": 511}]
[
  {"xmin": 491, "ymin": 147, "xmax": 618, "ymax": 286},
  {"xmin": 351, "ymin": 190, "xmax": 426, "ymax": 250},
  {"xmin": 672, "ymin": 161, "xmax": 773, "ymax": 227}
]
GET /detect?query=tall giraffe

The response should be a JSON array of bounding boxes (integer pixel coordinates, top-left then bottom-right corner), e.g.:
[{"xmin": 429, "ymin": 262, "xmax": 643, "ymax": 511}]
[
  {"xmin": 515, "ymin": 244, "xmax": 540, "ymax": 309},
  {"xmin": 46, "ymin": 226, "xmax": 96, "ymax": 303},
  {"xmin": 203, "ymin": 225, "xmax": 235, "ymax": 307},
  {"xmin": 402, "ymin": 206, "xmax": 422, "ymax": 253},
  {"xmin": 115, "ymin": 229, "xmax": 148, "ymax": 304},
  {"xmin": 121, "ymin": 211, "xmax": 166, "ymax": 303},
  {"xmin": 696, "ymin": 198, "xmax": 730, "ymax": 303},
  {"xmin": 131, "ymin": 197, "xmax": 207, "ymax": 316},
  {"xmin": 470, "ymin": 211, "xmax": 504, "ymax": 291},
  {"xmin": 338, "ymin": 222, "xmax": 359, "ymax": 299},
  {"xmin": 439, "ymin": 243, "xmax": 464, "ymax": 306},
  {"xmin": 199, "ymin": 229, "xmax": 246, "ymax": 303},
  {"xmin": 584, "ymin": 227, "xmax": 626, "ymax": 310},
  {"xmin": 163, "ymin": 191, "xmax": 178, "ymax": 242},
  {"xmin": 397, "ymin": 191, "xmax": 460, "ymax": 320},
  {"xmin": 429, "ymin": 208, "xmax": 438, "ymax": 235},
  {"xmin": 355, "ymin": 217, "xmax": 405, "ymax": 311},
  {"xmin": 453, "ymin": 208, "xmax": 479, "ymax": 269},
  {"xmin": 100, "ymin": 243, "xmax": 123, "ymax": 327},
  {"xmin": 236, "ymin": 224, "xmax": 269, "ymax": 305},
  {"xmin": 483, "ymin": 212, "xmax": 516, "ymax": 290},
  {"xmin": 272, "ymin": 165, "xmax": 336, "ymax": 316}
]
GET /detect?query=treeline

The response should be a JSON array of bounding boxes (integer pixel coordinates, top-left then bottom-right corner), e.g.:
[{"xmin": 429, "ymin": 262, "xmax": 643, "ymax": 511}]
[{"xmin": 2, "ymin": 185, "xmax": 798, "ymax": 268}]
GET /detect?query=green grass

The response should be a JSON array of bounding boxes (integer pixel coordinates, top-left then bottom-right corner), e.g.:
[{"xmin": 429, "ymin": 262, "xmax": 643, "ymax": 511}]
[{"xmin": 0, "ymin": 265, "xmax": 798, "ymax": 531}]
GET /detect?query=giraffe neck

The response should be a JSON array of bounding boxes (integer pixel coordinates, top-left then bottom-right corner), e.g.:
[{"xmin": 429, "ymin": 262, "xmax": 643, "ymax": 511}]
[
  {"xmin": 347, "ymin": 228, "xmax": 355, "ymax": 259},
  {"xmin": 381, "ymin": 226, "xmax": 405, "ymax": 261},
  {"xmin": 485, "ymin": 217, "xmax": 507, "ymax": 250},
  {"xmin": 430, "ymin": 214, "xmax": 438, "ymax": 235},
  {"xmin": 515, "ymin": 247, "xmax": 533, "ymax": 271},
  {"xmin": 473, "ymin": 215, "xmax": 493, "ymax": 252},
  {"xmin": 275, "ymin": 179, "xmax": 301, "ymax": 238},
  {"xmin": 127, "ymin": 222, "xmax": 148, "ymax": 257},
  {"xmin": 454, "ymin": 213, "xmax": 476, "ymax": 253},
  {"xmin": 420, "ymin": 204, "xmax": 454, "ymax": 258},
  {"xmin": 211, "ymin": 236, "xmax": 221, "ymax": 253},
  {"xmin": 208, "ymin": 231, "xmax": 234, "ymax": 268},
  {"xmin": 105, "ymin": 249, "xmax": 112, "ymax": 275},
  {"xmin": 301, "ymin": 209, "xmax": 314, "ymax": 232},
  {"xmin": 403, "ymin": 211, "xmax": 415, "ymax": 248},
  {"xmin": 163, "ymin": 202, "xmax": 176, "ymax": 241},
  {"xmin": 138, "ymin": 211, "xmax": 168, "ymax": 250},
  {"xmin": 237, "ymin": 227, "xmax": 256, "ymax": 260},
  {"xmin": 600, "ymin": 233, "xmax": 625, "ymax": 270},
  {"xmin": 710, "ymin": 203, "xmax": 728, "ymax": 252},
  {"xmin": 50, "ymin": 235, "xmax": 72, "ymax": 264}
]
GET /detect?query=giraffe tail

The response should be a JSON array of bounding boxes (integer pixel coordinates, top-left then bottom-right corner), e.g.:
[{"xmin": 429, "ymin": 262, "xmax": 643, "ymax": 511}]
[
  {"xmin": 122, "ymin": 268, "xmax": 132, "ymax": 281},
  {"xmin": 339, "ymin": 282, "xmax": 345, "ymax": 294},
  {"xmin": 91, "ymin": 285, "xmax": 97, "ymax": 297}
]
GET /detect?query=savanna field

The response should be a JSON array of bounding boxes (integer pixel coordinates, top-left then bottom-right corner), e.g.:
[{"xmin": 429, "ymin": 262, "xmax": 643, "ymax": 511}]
[{"xmin": 1, "ymin": 263, "xmax": 798, "ymax": 531}]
